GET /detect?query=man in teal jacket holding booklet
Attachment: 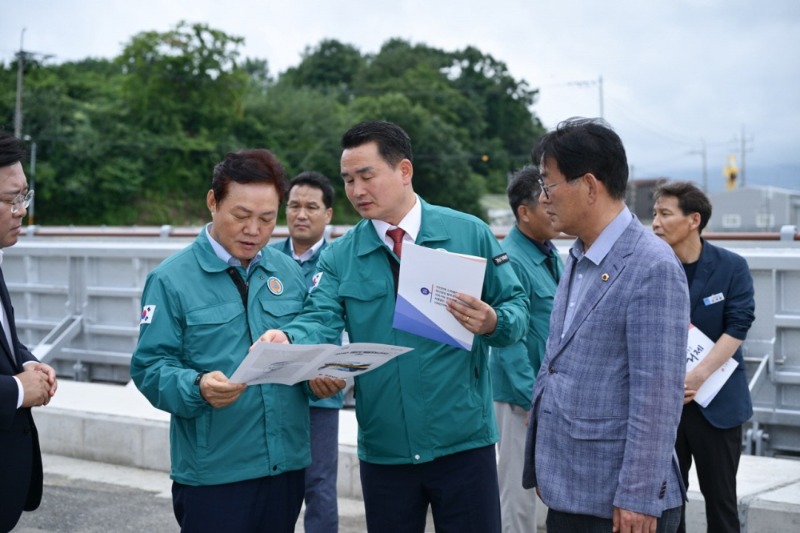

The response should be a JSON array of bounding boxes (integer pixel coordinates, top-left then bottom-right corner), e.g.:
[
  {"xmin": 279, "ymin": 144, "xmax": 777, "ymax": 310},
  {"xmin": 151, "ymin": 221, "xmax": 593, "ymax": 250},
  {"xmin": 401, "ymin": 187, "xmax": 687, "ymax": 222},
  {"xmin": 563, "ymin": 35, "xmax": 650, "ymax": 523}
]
[{"xmin": 260, "ymin": 120, "xmax": 528, "ymax": 533}]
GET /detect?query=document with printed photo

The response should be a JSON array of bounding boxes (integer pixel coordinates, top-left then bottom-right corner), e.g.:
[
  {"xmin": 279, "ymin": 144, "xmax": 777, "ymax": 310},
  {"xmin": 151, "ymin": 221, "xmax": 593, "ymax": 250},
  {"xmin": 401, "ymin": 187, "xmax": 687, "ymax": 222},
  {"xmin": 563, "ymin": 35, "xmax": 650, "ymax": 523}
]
[
  {"xmin": 686, "ymin": 323, "xmax": 738, "ymax": 408},
  {"xmin": 230, "ymin": 342, "xmax": 412, "ymax": 385},
  {"xmin": 392, "ymin": 242, "xmax": 486, "ymax": 351}
]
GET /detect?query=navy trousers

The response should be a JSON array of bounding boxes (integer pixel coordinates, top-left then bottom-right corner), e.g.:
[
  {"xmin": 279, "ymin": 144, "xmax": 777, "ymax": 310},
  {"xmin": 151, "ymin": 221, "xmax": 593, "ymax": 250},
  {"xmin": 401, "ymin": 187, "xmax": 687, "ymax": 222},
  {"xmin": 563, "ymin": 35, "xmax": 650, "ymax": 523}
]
[
  {"xmin": 172, "ymin": 469, "xmax": 304, "ymax": 533},
  {"xmin": 546, "ymin": 506, "xmax": 681, "ymax": 533},
  {"xmin": 675, "ymin": 401, "xmax": 742, "ymax": 533},
  {"xmin": 304, "ymin": 406, "xmax": 339, "ymax": 533},
  {"xmin": 359, "ymin": 444, "xmax": 501, "ymax": 533}
]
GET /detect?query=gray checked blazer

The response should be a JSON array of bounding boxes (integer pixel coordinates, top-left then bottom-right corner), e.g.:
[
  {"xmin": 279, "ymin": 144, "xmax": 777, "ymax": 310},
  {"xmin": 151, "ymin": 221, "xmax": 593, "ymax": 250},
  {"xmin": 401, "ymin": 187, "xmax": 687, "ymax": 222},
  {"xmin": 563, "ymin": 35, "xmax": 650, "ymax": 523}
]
[{"xmin": 522, "ymin": 216, "xmax": 689, "ymax": 519}]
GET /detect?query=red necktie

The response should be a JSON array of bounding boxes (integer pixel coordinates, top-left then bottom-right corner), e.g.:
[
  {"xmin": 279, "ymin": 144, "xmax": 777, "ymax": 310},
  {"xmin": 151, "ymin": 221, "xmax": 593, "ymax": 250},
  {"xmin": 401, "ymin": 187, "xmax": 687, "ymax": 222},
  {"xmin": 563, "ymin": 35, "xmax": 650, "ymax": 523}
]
[{"xmin": 387, "ymin": 227, "xmax": 405, "ymax": 259}]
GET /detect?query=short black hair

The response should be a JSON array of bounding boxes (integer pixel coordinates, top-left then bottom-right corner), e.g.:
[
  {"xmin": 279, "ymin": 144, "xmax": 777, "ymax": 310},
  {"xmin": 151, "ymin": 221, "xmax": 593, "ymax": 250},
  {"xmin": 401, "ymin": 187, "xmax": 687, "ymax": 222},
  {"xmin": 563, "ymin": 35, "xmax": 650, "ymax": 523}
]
[
  {"xmin": 288, "ymin": 171, "xmax": 335, "ymax": 209},
  {"xmin": 0, "ymin": 131, "xmax": 25, "ymax": 169},
  {"xmin": 341, "ymin": 120, "xmax": 412, "ymax": 167},
  {"xmin": 532, "ymin": 117, "xmax": 628, "ymax": 200},
  {"xmin": 653, "ymin": 181, "xmax": 713, "ymax": 233},
  {"xmin": 506, "ymin": 166, "xmax": 543, "ymax": 221},
  {"xmin": 212, "ymin": 149, "xmax": 288, "ymax": 204}
]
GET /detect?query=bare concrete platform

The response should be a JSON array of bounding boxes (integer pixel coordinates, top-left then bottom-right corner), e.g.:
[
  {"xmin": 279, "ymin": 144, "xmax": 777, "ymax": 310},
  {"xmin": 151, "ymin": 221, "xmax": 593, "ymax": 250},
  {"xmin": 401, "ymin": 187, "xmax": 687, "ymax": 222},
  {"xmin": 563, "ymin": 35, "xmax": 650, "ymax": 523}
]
[{"xmin": 33, "ymin": 380, "xmax": 800, "ymax": 532}]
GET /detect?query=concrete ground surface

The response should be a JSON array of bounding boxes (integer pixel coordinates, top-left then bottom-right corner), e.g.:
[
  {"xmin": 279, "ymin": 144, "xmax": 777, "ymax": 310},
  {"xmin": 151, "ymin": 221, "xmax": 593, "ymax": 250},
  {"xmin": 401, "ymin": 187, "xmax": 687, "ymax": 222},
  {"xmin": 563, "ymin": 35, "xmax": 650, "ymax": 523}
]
[
  {"xmin": 20, "ymin": 380, "xmax": 800, "ymax": 532},
  {"xmin": 14, "ymin": 454, "xmax": 435, "ymax": 533}
]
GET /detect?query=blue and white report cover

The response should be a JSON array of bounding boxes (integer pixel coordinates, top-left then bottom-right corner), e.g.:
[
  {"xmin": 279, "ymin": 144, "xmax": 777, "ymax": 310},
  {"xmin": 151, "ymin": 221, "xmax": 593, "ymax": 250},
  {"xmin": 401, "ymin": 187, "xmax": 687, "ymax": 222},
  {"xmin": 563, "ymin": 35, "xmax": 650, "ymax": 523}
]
[{"xmin": 392, "ymin": 242, "xmax": 486, "ymax": 350}]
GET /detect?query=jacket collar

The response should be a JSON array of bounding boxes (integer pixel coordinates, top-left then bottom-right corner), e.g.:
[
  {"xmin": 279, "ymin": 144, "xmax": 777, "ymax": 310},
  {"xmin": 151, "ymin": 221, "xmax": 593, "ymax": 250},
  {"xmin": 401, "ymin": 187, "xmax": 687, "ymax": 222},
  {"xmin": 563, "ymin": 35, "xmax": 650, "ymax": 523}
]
[
  {"xmin": 552, "ymin": 217, "xmax": 642, "ymax": 353},
  {"xmin": 688, "ymin": 239, "xmax": 716, "ymax": 312},
  {"xmin": 193, "ymin": 230, "xmax": 277, "ymax": 276},
  {"xmin": 354, "ymin": 198, "xmax": 451, "ymax": 257}
]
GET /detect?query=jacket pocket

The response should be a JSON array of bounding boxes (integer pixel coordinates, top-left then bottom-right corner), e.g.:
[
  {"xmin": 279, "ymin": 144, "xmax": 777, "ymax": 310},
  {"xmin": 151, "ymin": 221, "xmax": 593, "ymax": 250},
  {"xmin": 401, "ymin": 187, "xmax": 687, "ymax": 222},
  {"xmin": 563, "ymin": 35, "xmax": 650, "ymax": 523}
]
[
  {"xmin": 569, "ymin": 416, "xmax": 627, "ymax": 441},
  {"xmin": 184, "ymin": 301, "xmax": 244, "ymax": 368},
  {"xmin": 258, "ymin": 298, "xmax": 303, "ymax": 327},
  {"xmin": 339, "ymin": 280, "xmax": 390, "ymax": 332},
  {"xmin": 186, "ymin": 301, "xmax": 243, "ymax": 326}
]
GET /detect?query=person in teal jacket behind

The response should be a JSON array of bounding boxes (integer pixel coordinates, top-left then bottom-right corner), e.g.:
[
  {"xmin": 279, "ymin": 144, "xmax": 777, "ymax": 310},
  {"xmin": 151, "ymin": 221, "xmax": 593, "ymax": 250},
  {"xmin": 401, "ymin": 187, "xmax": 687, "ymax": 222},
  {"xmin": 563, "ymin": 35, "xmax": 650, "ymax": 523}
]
[
  {"xmin": 130, "ymin": 149, "xmax": 342, "ymax": 533},
  {"xmin": 260, "ymin": 121, "xmax": 528, "ymax": 533},
  {"xmin": 489, "ymin": 165, "xmax": 563, "ymax": 533},
  {"xmin": 270, "ymin": 170, "xmax": 343, "ymax": 533}
]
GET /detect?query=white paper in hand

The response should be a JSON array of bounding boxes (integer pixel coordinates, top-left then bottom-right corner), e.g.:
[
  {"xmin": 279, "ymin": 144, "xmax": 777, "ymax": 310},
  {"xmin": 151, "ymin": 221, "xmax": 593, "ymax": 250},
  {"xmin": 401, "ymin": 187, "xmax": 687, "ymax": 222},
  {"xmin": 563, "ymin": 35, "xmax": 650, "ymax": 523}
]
[
  {"xmin": 686, "ymin": 324, "xmax": 738, "ymax": 408},
  {"xmin": 392, "ymin": 242, "xmax": 486, "ymax": 350}
]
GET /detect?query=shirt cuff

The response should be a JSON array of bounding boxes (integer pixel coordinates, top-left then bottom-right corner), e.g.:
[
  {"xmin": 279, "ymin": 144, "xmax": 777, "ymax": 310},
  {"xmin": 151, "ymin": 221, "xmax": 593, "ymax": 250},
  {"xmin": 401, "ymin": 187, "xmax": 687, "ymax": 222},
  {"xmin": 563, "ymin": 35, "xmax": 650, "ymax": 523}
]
[
  {"xmin": 15, "ymin": 361, "xmax": 38, "ymax": 409},
  {"xmin": 13, "ymin": 375, "xmax": 23, "ymax": 409}
]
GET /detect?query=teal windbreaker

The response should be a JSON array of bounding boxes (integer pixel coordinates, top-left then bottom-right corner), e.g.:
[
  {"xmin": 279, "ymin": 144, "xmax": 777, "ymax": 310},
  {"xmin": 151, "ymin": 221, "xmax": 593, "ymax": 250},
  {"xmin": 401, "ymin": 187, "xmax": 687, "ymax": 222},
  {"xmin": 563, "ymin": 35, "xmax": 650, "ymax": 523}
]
[
  {"xmin": 489, "ymin": 225, "xmax": 563, "ymax": 410},
  {"xmin": 131, "ymin": 230, "xmax": 311, "ymax": 486},
  {"xmin": 282, "ymin": 200, "xmax": 529, "ymax": 465}
]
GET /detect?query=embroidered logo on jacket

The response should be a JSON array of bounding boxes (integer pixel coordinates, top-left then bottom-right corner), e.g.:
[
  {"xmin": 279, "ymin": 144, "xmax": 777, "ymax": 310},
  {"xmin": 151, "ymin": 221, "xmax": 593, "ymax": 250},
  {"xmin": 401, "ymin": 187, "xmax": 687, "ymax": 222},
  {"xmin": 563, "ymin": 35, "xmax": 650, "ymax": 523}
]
[{"xmin": 267, "ymin": 277, "xmax": 284, "ymax": 295}]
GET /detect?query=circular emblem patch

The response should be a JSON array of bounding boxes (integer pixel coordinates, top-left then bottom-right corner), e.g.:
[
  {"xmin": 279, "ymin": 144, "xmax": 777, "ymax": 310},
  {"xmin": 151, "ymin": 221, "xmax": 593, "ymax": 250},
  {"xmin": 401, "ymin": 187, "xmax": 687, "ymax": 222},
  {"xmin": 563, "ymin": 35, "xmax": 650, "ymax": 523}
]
[{"xmin": 267, "ymin": 277, "xmax": 284, "ymax": 295}]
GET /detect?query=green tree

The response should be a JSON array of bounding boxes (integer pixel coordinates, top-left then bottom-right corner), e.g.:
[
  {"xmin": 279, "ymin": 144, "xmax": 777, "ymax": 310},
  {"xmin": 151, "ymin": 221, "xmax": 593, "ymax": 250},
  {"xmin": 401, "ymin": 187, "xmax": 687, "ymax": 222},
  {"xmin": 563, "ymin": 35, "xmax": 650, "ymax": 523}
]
[
  {"xmin": 237, "ymin": 81, "xmax": 355, "ymax": 221},
  {"xmin": 116, "ymin": 22, "xmax": 249, "ymax": 223},
  {"xmin": 2, "ymin": 30, "xmax": 546, "ymax": 226},
  {"xmin": 450, "ymin": 46, "xmax": 544, "ymax": 176},
  {"xmin": 118, "ymin": 21, "xmax": 246, "ymax": 136},
  {"xmin": 349, "ymin": 93, "xmax": 486, "ymax": 218},
  {"xmin": 281, "ymin": 39, "xmax": 366, "ymax": 103}
]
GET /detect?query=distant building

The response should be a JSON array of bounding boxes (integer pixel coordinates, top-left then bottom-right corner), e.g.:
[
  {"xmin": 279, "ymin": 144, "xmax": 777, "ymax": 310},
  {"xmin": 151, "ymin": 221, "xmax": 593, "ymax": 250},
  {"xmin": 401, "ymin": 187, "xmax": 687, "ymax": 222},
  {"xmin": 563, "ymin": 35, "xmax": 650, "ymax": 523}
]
[
  {"xmin": 708, "ymin": 186, "xmax": 800, "ymax": 232},
  {"xmin": 625, "ymin": 178, "xmax": 668, "ymax": 224}
]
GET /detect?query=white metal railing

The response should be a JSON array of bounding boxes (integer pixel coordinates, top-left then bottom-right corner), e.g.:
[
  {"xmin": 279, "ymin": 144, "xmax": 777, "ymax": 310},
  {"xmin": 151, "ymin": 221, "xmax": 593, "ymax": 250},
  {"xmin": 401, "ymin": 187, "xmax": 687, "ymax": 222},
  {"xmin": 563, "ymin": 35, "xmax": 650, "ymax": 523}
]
[{"xmin": 5, "ymin": 232, "xmax": 800, "ymax": 456}]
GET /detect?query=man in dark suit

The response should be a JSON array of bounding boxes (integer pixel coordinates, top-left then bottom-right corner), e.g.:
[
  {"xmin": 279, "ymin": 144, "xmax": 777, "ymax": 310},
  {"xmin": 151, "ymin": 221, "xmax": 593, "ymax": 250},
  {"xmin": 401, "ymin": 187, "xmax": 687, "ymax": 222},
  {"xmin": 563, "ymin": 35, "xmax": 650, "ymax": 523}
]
[
  {"xmin": 522, "ymin": 118, "xmax": 689, "ymax": 533},
  {"xmin": 0, "ymin": 131, "xmax": 57, "ymax": 532},
  {"xmin": 653, "ymin": 181, "xmax": 755, "ymax": 533}
]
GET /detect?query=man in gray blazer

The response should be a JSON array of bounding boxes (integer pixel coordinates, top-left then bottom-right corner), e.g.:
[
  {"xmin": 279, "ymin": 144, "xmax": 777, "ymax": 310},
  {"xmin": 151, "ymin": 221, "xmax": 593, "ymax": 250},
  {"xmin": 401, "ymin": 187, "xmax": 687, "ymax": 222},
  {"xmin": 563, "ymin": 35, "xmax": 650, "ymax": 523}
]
[{"xmin": 522, "ymin": 118, "xmax": 689, "ymax": 533}]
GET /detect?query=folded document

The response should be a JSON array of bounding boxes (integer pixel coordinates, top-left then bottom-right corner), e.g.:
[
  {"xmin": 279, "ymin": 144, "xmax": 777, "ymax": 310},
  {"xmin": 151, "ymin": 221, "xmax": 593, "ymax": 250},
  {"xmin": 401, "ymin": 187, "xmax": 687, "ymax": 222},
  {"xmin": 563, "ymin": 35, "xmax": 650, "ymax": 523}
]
[{"xmin": 230, "ymin": 342, "xmax": 412, "ymax": 385}]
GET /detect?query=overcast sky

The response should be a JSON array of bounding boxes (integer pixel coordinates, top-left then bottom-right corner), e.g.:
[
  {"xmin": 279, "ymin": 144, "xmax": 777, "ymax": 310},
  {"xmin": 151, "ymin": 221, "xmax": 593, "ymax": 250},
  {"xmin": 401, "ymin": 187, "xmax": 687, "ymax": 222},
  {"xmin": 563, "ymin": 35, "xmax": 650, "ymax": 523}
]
[{"xmin": 3, "ymin": 0, "xmax": 799, "ymax": 192}]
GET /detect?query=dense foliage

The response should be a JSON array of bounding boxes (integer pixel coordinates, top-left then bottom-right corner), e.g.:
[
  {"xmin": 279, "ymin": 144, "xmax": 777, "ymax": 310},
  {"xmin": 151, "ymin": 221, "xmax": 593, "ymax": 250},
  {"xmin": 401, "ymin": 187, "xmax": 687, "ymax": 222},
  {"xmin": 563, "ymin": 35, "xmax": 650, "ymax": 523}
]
[{"xmin": 0, "ymin": 23, "xmax": 545, "ymax": 225}]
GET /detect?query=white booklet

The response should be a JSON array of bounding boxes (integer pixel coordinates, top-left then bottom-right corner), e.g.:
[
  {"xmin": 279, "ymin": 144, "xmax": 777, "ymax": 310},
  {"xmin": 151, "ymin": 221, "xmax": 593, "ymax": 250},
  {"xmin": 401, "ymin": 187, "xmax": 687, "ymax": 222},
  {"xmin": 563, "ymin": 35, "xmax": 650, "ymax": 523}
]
[
  {"xmin": 229, "ymin": 342, "xmax": 412, "ymax": 385},
  {"xmin": 392, "ymin": 242, "xmax": 486, "ymax": 351},
  {"xmin": 686, "ymin": 323, "xmax": 738, "ymax": 408}
]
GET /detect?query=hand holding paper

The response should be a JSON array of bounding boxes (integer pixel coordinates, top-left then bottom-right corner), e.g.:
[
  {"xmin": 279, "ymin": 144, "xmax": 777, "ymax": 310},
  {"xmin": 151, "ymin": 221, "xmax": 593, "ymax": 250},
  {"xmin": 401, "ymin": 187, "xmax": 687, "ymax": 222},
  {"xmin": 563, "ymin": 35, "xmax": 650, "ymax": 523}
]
[
  {"xmin": 392, "ymin": 242, "xmax": 487, "ymax": 350},
  {"xmin": 199, "ymin": 371, "xmax": 246, "ymax": 408},
  {"xmin": 445, "ymin": 292, "xmax": 498, "ymax": 336},
  {"xmin": 686, "ymin": 324, "xmax": 739, "ymax": 408},
  {"xmin": 308, "ymin": 377, "xmax": 347, "ymax": 399}
]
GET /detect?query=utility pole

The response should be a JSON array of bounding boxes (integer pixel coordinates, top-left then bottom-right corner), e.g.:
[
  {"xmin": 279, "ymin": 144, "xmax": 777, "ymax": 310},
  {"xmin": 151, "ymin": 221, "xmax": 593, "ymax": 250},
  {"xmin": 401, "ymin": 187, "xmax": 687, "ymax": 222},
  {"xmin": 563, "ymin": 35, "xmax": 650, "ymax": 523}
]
[
  {"xmin": 13, "ymin": 29, "xmax": 52, "ymax": 139},
  {"xmin": 688, "ymin": 140, "xmax": 708, "ymax": 192},
  {"xmin": 14, "ymin": 28, "xmax": 26, "ymax": 138},
  {"xmin": 23, "ymin": 136, "xmax": 36, "ymax": 225},
  {"xmin": 739, "ymin": 125, "xmax": 754, "ymax": 188}
]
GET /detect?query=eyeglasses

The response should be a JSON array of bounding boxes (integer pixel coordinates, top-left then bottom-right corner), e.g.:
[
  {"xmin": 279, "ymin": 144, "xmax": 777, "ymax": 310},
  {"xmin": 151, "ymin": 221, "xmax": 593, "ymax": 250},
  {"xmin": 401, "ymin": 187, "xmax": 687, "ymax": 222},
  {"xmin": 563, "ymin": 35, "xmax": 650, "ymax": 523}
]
[
  {"xmin": 0, "ymin": 190, "xmax": 34, "ymax": 214},
  {"xmin": 538, "ymin": 174, "xmax": 585, "ymax": 200}
]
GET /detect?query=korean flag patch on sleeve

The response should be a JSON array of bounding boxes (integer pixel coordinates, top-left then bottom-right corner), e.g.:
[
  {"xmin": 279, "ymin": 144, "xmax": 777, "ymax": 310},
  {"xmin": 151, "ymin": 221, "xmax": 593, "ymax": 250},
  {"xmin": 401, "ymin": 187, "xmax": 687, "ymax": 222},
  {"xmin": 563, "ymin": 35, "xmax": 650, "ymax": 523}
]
[
  {"xmin": 311, "ymin": 271, "xmax": 324, "ymax": 291},
  {"xmin": 140, "ymin": 305, "xmax": 156, "ymax": 324}
]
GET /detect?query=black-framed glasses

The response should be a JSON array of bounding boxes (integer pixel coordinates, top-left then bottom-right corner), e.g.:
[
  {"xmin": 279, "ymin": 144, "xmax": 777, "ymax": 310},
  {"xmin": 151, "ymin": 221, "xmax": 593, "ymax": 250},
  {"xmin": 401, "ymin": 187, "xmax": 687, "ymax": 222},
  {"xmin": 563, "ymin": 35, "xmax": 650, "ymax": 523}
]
[
  {"xmin": 0, "ymin": 190, "xmax": 34, "ymax": 214},
  {"xmin": 538, "ymin": 174, "xmax": 585, "ymax": 200}
]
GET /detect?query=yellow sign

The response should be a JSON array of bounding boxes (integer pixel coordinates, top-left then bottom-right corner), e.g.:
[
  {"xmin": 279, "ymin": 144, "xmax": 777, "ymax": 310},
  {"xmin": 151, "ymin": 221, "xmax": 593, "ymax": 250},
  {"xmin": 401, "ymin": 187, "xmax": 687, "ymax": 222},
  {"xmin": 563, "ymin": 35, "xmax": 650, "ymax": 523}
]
[{"xmin": 723, "ymin": 154, "xmax": 738, "ymax": 190}]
